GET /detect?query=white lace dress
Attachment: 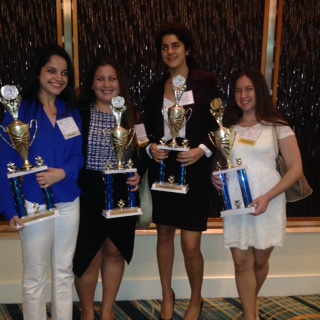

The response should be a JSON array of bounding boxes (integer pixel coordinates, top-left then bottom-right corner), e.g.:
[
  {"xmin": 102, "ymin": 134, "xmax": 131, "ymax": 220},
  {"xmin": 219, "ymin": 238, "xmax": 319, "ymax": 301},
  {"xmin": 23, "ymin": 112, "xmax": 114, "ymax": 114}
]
[{"xmin": 223, "ymin": 123, "xmax": 294, "ymax": 250}]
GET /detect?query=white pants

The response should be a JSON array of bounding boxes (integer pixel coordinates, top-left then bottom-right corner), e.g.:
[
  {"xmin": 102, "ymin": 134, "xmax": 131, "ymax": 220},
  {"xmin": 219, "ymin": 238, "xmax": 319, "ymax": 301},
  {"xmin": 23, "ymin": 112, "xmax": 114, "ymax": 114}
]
[{"xmin": 20, "ymin": 198, "xmax": 80, "ymax": 320}]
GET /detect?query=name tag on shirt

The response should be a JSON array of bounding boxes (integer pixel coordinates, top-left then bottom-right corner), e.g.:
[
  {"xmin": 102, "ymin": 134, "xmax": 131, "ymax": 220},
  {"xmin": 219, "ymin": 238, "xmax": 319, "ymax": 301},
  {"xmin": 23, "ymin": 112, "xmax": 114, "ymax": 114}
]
[
  {"xmin": 134, "ymin": 123, "xmax": 149, "ymax": 147},
  {"xmin": 56, "ymin": 117, "xmax": 81, "ymax": 140},
  {"xmin": 179, "ymin": 90, "xmax": 194, "ymax": 106},
  {"xmin": 238, "ymin": 127, "xmax": 262, "ymax": 146}
]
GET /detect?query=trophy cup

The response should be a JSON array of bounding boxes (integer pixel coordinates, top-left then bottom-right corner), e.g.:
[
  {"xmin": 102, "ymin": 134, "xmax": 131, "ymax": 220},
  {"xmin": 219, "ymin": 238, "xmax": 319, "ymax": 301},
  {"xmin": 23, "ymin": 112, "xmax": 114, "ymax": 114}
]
[
  {"xmin": 151, "ymin": 75, "xmax": 192, "ymax": 194},
  {"xmin": 0, "ymin": 85, "xmax": 59, "ymax": 227},
  {"xmin": 209, "ymin": 98, "xmax": 255, "ymax": 217},
  {"xmin": 102, "ymin": 96, "xmax": 142, "ymax": 219}
]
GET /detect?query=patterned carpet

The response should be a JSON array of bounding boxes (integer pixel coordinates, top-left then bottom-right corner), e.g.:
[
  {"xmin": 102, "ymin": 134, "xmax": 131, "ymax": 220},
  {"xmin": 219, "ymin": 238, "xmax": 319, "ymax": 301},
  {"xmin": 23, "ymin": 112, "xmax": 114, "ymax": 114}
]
[{"xmin": 1, "ymin": 294, "xmax": 320, "ymax": 319}]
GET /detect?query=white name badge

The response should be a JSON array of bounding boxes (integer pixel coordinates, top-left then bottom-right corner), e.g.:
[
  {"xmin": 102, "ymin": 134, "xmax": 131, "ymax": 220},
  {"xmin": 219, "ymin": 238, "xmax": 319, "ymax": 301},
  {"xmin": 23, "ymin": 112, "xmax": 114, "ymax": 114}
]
[
  {"xmin": 134, "ymin": 123, "xmax": 149, "ymax": 147},
  {"xmin": 56, "ymin": 117, "xmax": 81, "ymax": 140},
  {"xmin": 238, "ymin": 127, "xmax": 262, "ymax": 145},
  {"xmin": 179, "ymin": 90, "xmax": 194, "ymax": 106}
]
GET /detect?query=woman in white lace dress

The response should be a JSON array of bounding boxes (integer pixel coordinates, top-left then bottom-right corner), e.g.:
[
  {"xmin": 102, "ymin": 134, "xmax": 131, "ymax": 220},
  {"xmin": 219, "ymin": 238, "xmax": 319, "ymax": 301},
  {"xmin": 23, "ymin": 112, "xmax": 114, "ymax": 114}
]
[{"xmin": 212, "ymin": 68, "xmax": 303, "ymax": 320}]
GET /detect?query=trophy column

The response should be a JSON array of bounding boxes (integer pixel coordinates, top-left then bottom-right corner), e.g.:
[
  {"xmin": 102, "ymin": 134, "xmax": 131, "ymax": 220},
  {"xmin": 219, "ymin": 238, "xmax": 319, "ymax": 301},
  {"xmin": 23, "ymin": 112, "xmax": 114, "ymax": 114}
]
[
  {"xmin": 7, "ymin": 162, "xmax": 60, "ymax": 226},
  {"xmin": 102, "ymin": 164, "xmax": 141, "ymax": 219},
  {"xmin": 8, "ymin": 171, "xmax": 28, "ymax": 218},
  {"xmin": 212, "ymin": 161, "xmax": 255, "ymax": 217}
]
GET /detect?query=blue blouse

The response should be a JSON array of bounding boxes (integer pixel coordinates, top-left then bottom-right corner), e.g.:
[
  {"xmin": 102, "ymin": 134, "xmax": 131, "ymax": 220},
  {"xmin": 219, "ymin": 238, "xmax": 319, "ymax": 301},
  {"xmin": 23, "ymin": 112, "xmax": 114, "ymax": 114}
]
[{"xmin": 0, "ymin": 98, "xmax": 83, "ymax": 221}]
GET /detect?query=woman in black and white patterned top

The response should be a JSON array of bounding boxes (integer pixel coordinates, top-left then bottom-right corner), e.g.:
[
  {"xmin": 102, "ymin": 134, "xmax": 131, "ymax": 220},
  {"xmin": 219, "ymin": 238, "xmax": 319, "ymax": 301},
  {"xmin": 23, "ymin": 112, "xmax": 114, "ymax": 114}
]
[{"xmin": 73, "ymin": 56, "xmax": 141, "ymax": 320}]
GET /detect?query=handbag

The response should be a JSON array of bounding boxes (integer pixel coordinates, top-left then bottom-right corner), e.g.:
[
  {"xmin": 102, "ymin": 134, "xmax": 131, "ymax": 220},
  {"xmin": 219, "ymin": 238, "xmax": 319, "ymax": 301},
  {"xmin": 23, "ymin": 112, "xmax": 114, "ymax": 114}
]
[
  {"xmin": 272, "ymin": 126, "xmax": 313, "ymax": 202},
  {"xmin": 136, "ymin": 168, "xmax": 153, "ymax": 229}
]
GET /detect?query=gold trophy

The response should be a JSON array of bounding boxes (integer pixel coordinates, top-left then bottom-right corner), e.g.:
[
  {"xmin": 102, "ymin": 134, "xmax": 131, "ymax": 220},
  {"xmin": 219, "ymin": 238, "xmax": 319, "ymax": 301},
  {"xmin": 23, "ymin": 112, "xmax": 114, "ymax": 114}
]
[
  {"xmin": 209, "ymin": 98, "xmax": 254, "ymax": 216},
  {"xmin": 109, "ymin": 96, "xmax": 135, "ymax": 170},
  {"xmin": 0, "ymin": 85, "xmax": 37, "ymax": 170},
  {"xmin": 102, "ymin": 96, "xmax": 142, "ymax": 219},
  {"xmin": 152, "ymin": 75, "xmax": 192, "ymax": 193},
  {"xmin": 208, "ymin": 98, "xmax": 233, "ymax": 166},
  {"xmin": 0, "ymin": 85, "xmax": 59, "ymax": 227},
  {"xmin": 162, "ymin": 75, "xmax": 192, "ymax": 148}
]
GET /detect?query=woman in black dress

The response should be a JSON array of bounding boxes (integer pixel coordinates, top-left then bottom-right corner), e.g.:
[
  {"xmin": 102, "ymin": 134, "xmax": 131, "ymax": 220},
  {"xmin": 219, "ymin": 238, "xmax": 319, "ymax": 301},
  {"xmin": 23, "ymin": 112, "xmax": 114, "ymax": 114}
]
[
  {"xmin": 73, "ymin": 56, "xmax": 141, "ymax": 320},
  {"xmin": 143, "ymin": 23, "xmax": 220, "ymax": 320}
]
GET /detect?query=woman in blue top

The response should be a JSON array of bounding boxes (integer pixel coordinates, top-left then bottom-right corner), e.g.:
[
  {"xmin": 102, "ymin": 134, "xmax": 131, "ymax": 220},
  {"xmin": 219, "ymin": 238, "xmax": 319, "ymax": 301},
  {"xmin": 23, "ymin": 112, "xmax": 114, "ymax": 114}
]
[{"xmin": 0, "ymin": 44, "xmax": 83, "ymax": 320}]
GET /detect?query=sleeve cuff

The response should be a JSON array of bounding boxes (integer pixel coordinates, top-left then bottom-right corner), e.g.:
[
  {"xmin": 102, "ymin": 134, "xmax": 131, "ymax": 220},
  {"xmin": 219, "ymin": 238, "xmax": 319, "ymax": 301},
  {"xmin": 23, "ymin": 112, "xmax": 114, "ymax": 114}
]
[
  {"xmin": 199, "ymin": 144, "xmax": 212, "ymax": 157},
  {"xmin": 146, "ymin": 143, "xmax": 154, "ymax": 159}
]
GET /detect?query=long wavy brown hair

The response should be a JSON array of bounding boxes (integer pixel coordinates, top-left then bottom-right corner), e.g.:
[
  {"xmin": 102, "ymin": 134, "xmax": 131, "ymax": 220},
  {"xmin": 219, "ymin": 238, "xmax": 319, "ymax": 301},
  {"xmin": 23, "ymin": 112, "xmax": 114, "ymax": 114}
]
[
  {"xmin": 80, "ymin": 56, "xmax": 138, "ymax": 131},
  {"xmin": 223, "ymin": 68, "xmax": 288, "ymax": 127}
]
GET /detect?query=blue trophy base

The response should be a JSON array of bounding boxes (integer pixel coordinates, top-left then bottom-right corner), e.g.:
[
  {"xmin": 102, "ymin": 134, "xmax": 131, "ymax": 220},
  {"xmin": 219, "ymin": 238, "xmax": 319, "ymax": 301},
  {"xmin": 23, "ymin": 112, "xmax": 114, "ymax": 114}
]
[
  {"xmin": 102, "ymin": 207, "xmax": 142, "ymax": 219},
  {"xmin": 151, "ymin": 182, "xmax": 189, "ymax": 194},
  {"xmin": 212, "ymin": 164, "xmax": 254, "ymax": 217},
  {"xmin": 16, "ymin": 208, "xmax": 60, "ymax": 229}
]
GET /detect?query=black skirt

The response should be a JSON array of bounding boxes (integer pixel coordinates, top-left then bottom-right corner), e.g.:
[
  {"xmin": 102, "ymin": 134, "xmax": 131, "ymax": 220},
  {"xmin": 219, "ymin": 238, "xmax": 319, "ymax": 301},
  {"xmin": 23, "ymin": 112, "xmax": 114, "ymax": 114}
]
[
  {"xmin": 148, "ymin": 150, "xmax": 213, "ymax": 232},
  {"xmin": 73, "ymin": 169, "xmax": 137, "ymax": 277}
]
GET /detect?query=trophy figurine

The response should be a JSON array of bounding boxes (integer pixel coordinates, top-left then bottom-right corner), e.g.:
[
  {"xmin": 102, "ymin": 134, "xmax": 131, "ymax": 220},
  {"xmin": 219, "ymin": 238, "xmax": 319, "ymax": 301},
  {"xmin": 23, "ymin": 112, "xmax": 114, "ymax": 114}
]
[
  {"xmin": 0, "ymin": 85, "xmax": 59, "ymax": 227},
  {"xmin": 209, "ymin": 98, "xmax": 255, "ymax": 217},
  {"xmin": 102, "ymin": 96, "xmax": 142, "ymax": 219},
  {"xmin": 152, "ymin": 75, "xmax": 192, "ymax": 194}
]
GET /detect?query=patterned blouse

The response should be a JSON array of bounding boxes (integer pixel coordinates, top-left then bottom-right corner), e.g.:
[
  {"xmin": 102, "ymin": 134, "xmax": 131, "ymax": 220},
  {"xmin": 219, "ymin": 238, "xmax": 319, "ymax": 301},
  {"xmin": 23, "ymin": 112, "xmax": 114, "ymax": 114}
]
[{"xmin": 86, "ymin": 107, "xmax": 118, "ymax": 170}]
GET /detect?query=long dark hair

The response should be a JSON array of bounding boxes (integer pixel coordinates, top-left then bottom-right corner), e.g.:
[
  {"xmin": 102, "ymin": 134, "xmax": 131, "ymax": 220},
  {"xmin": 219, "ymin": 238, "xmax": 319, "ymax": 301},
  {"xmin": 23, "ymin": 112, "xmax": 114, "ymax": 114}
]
[
  {"xmin": 223, "ymin": 68, "xmax": 288, "ymax": 127},
  {"xmin": 21, "ymin": 44, "xmax": 76, "ymax": 109},
  {"xmin": 82, "ymin": 56, "xmax": 137, "ymax": 130},
  {"xmin": 155, "ymin": 22, "xmax": 199, "ymax": 69}
]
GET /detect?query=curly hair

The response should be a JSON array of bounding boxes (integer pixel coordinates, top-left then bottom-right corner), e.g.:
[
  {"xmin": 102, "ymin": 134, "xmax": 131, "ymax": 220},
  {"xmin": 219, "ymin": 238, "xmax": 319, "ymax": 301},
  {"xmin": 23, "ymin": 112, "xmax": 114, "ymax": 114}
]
[{"xmin": 155, "ymin": 22, "xmax": 198, "ymax": 69}]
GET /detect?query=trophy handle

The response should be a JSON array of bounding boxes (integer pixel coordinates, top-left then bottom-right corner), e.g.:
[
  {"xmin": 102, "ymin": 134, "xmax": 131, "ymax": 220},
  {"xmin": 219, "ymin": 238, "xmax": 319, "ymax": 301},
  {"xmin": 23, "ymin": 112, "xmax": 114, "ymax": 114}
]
[
  {"xmin": 102, "ymin": 128, "xmax": 115, "ymax": 150},
  {"xmin": 0, "ymin": 125, "xmax": 15, "ymax": 149},
  {"xmin": 176, "ymin": 107, "xmax": 193, "ymax": 131},
  {"xmin": 29, "ymin": 119, "xmax": 38, "ymax": 146},
  {"xmin": 163, "ymin": 106, "xmax": 193, "ymax": 130},
  {"xmin": 208, "ymin": 131, "xmax": 217, "ymax": 148},
  {"xmin": 161, "ymin": 106, "xmax": 170, "ymax": 128},
  {"xmin": 208, "ymin": 131, "xmax": 233, "ymax": 165},
  {"xmin": 126, "ymin": 128, "xmax": 136, "ymax": 149},
  {"xmin": 184, "ymin": 108, "xmax": 193, "ymax": 124}
]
